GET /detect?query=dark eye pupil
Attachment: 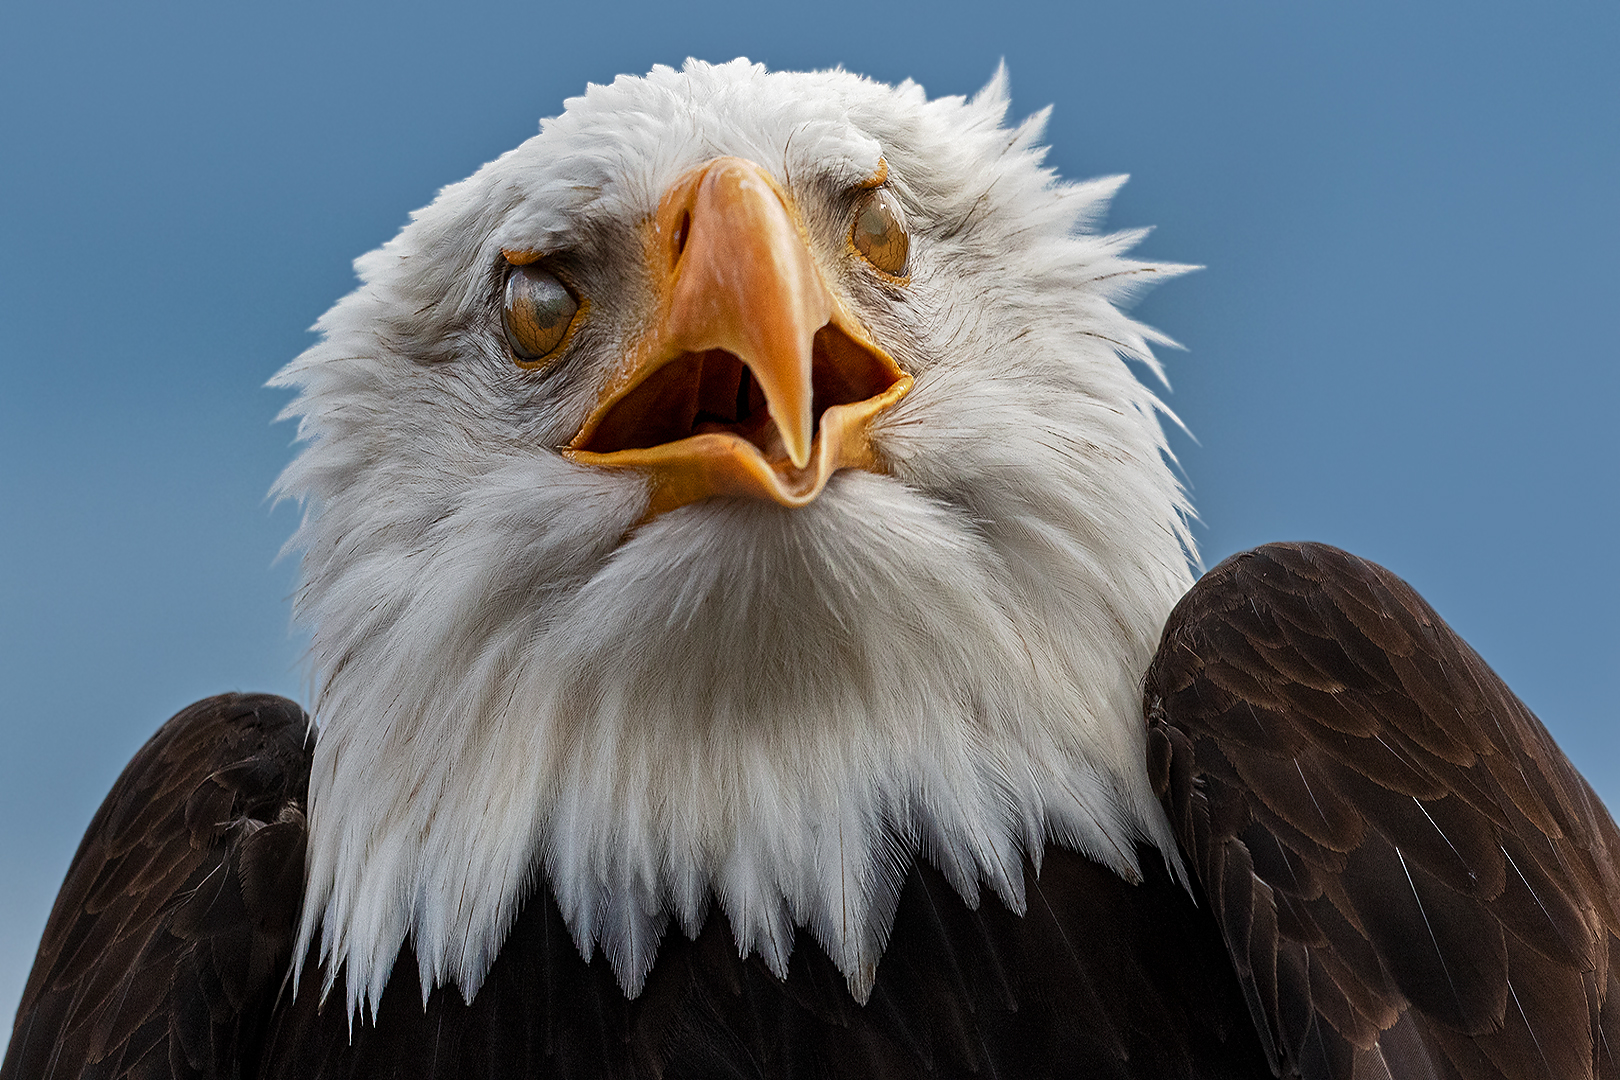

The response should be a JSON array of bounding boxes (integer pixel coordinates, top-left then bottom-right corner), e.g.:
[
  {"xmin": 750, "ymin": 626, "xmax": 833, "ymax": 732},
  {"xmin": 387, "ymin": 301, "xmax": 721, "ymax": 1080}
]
[{"xmin": 504, "ymin": 265, "xmax": 579, "ymax": 362}]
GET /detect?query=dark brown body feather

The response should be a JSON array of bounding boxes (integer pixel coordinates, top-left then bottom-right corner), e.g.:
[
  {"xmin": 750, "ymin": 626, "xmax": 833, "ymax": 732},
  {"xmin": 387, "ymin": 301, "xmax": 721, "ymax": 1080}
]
[
  {"xmin": 1147, "ymin": 542, "xmax": 1620, "ymax": 1079},
  {"xmin": 0, "ymin": 701, "xmax": 1269, "ymax": 1078},
  {"xmin": 7, "ymin": 542, "xmax": 1617, "ymax": 1078},
  {"xmin": 253, "ymin": 843, "xmax": 1265, "ymax": 1078},
  {"xmin": 0, "ymin": 694, "xmax": 309, "ymax": 1080}
]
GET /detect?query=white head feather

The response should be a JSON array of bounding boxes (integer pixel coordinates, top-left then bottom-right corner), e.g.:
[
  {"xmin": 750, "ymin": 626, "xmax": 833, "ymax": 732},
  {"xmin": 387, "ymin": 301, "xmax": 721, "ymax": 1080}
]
[{"xmin": 271, "ymin": 58, "xmax": 1196, "ymax": 1019}]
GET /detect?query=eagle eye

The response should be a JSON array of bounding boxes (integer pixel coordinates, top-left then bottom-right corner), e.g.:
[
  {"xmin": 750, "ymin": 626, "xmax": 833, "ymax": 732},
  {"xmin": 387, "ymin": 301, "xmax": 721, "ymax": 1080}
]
[
  {"xmin": 503, "ymin": 263, "xmax": 580, "ymax": 366},
  {"xmin": 851, "ymin": 188, "xmax": 909, "ymax": 278}
]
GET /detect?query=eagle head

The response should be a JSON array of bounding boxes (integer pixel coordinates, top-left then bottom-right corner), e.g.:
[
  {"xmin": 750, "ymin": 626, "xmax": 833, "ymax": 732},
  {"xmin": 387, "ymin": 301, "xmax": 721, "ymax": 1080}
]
[{"xmin": 271, "ymin": 59, "xmax": 1195, "ymax": 1017}]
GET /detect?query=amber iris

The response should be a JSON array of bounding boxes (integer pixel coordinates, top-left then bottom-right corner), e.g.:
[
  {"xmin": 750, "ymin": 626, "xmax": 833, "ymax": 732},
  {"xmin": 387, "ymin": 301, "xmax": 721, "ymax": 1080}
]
[
  {"xmin": 851, "ymin": 188, "xmax": 909, "ymax": 277},
  {"xmin": 503, "ymin": 264, "xmax": 579, "ymax": 364}
]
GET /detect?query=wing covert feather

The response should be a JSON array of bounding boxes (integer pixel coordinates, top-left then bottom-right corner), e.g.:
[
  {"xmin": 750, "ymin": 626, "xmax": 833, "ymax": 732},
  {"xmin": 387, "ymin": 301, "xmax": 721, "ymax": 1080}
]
[
  {"xmin": 1146, "ymin": 542, "xmax": 1620, "ymax": 1080},
  {"xmin": 1, "ymin": 694, "xmax": 311, "ymax": 1080}
]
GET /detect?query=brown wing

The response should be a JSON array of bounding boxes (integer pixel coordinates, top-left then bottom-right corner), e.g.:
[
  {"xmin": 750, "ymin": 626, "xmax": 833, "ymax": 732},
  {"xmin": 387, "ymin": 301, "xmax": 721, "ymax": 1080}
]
[
  {"xmin": 1, "ymin": 693, "xmax": 311, "ymax": 1080},
  {"xmin": 1145, "ymin": 541, "xmax": 1620, "ymax": 1080}
]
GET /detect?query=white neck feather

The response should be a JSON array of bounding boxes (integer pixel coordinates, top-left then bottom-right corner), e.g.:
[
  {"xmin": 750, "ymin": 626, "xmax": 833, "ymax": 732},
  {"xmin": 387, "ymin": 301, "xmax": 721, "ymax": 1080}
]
[{"xmin": 271, "ymin": 59, "xmax": 1197, "ymax": 1020}]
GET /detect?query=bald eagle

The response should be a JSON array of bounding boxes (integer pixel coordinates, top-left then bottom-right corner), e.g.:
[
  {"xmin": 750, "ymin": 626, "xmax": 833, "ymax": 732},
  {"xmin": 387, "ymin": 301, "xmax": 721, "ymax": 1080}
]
[{"xmin": 5, "ymin": 60, "xmax": 1617, "ymax": 1080}]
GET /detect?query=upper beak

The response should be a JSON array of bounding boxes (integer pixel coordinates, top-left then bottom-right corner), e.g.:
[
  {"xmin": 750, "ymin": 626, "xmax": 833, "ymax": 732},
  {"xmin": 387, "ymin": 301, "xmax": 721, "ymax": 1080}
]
[{"xmin": 556, "ymin": 156, "xmax": 911, "ymax": 519}]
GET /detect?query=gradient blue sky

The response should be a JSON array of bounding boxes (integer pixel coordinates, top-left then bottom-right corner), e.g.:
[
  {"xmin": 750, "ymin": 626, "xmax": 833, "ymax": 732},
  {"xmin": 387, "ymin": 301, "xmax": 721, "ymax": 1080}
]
[{"xmin": 2, "ymin": 0, "xmax": 1615, "ymax": 1035}]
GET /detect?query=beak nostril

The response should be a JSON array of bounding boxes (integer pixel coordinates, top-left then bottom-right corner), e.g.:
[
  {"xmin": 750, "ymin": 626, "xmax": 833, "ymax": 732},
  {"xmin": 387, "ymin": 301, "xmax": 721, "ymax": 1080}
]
[{"xmin": 673, "ymin": 210, "xmax": 691, "ymax": 261}]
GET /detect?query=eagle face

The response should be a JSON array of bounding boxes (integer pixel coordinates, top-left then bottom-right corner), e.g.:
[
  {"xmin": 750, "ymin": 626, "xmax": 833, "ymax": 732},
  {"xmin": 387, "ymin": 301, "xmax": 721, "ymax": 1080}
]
[{"xmin": 272, "ymin": 60, "xmax": 1195, "ymax": 1015}]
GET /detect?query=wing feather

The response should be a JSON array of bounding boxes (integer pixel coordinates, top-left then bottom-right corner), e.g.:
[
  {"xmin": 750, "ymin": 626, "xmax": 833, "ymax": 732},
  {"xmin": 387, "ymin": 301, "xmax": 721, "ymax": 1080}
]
[
  {"xmin": 1147, "ymin": 542, "xmax": 1620, "ymax": 1079},
  {"xmin": 0, "ymin": 694, "xmax": 310, "ymax": 1080}
]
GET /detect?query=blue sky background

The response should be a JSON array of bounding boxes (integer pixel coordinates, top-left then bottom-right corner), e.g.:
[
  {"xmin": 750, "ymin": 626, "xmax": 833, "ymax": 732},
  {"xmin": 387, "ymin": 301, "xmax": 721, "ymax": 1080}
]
[{"xmin": 2, "ymin": 0, "xmax": 1616, "ymax": 1036}]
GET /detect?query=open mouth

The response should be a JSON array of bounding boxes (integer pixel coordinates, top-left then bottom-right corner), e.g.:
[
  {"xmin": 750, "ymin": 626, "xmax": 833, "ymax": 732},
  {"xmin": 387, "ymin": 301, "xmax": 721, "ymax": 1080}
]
[
  {"xmin": 573, "ymin": 324, "xmax": 907, "ymax": 469},
  {"xmin": 567, "ymin": 318, "xmax": 911, "ymax": 512}
]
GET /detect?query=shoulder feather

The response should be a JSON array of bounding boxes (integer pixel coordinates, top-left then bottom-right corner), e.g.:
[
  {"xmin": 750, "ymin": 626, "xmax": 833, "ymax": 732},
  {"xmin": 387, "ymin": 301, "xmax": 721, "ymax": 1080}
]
[
  {"xmin": 1, "ymin": 693, "xmax": 311, "ymax": 1080},
  {"xmin": 1146, "ymin": 541, "xmax": 1620, "ymax": 1080}
]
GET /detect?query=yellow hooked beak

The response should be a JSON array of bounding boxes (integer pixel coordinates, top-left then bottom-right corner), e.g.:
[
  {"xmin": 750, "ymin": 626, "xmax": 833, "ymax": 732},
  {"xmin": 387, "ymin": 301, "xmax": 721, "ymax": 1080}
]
[{"xmin": 545, "ymin": 156, "xmax": 910, "ymax": 519}]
